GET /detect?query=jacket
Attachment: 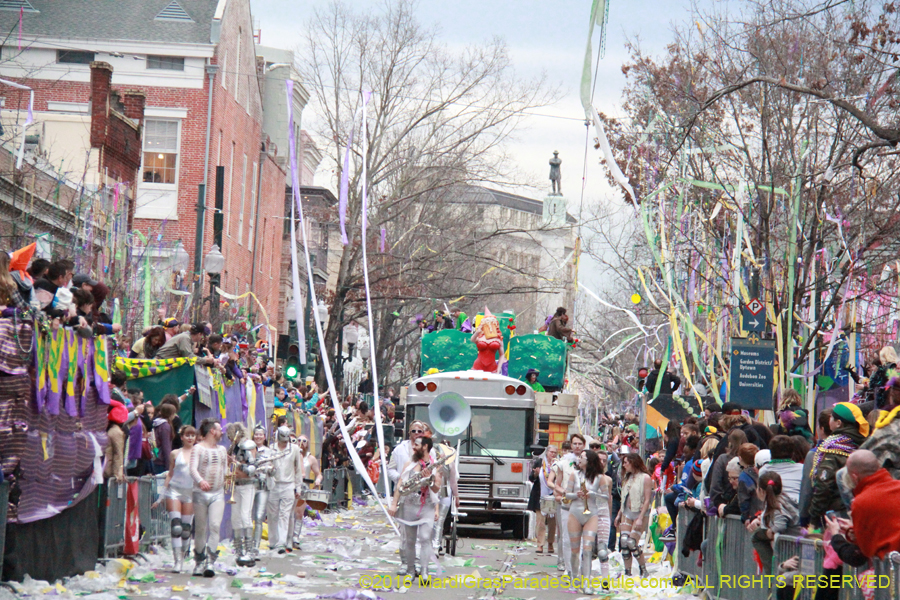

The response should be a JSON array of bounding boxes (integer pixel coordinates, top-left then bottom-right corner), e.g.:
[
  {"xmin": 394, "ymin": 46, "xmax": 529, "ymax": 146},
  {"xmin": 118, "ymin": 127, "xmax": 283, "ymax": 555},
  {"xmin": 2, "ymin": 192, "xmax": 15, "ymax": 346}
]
[
  {"xmin": 809, "ymin": 424, "xmax": 867, "ymax": 520},
  {"xmin": 645, "ymin": 369, "xmax": 681, "ymax": 396},
  {"xmin": 848, "ymin": 468, "xmax": 900, "ymax": 559},
  {"xmin": 759, "ymin": 460, "xmax": 805, "ymax": 504},
  {"xmin": 547, "ymin": 316, "xmax": 573, "ymax": 341}
]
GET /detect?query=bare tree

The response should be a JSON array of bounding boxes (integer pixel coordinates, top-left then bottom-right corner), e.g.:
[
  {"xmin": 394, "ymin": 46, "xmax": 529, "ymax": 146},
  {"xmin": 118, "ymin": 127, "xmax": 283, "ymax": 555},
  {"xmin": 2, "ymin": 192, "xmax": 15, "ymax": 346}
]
[
  {"xmin": 298, "ymin": 0, "xmax": 563, "ymax": 387},
  {"xmin": 586, "ymin": 0, "xmax": 900, "ymax": 392}
]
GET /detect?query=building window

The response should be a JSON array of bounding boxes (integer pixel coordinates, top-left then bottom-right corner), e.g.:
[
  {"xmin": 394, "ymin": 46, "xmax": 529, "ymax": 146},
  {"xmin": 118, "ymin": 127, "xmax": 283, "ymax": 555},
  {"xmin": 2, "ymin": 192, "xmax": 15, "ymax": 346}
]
[
  {"xmin": 235, "ymin": 27, "xmax": 242, "ymax": 102},
  {"xmin": 249, "ymin": 162, "xmax": 257, "ymax": 250},
  {"xmin": 147, "ymin": 55, "xmax": 185, "ymax": 71},
  {"xmin": 238, "ymin": 154, "xmax": 247, "ymax": 245},
  {"xmin": 226, "ymin": 142, "xmax": 235, "ymax": 236},
  {"xmin": 142, "ymin": 120, "xmax": 179, "ymax": 184},
  {"xmin": 57, "ymin": 50, "xmax": 95, "ymax": 65}
]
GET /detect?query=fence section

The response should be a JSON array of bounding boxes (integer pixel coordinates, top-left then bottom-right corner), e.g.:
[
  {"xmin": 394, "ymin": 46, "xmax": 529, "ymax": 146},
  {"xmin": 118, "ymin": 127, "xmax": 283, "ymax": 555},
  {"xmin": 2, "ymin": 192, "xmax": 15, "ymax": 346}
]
[
  {"xmin": 137, "ymin": 475, "xmax": 169, "ymax": 549},
  {"xmin": 101, "ymin": 481, "xmax": 127, "ymax": 558},
  {"xmin": 101, "ymin": 476, "xmax": 171, "ymax": 558}
]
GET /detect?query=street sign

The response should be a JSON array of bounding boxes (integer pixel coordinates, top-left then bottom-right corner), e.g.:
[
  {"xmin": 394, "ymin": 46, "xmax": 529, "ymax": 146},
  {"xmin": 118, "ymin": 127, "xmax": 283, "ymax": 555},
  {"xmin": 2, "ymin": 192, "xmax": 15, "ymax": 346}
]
[
  {"xmin": 742, "ymin": 298, "xmax": 765, "ymax": 332},
  {"xmin": 741, "ymin": 307, "xmax": 765, "ymax": 332},
  {"xmin": 729, "ymin": 334, "xmax": 776, "ymax": 410},
  {"xmin": 746, "ymin": 298, "xmax": 764, "ymax": 315}
]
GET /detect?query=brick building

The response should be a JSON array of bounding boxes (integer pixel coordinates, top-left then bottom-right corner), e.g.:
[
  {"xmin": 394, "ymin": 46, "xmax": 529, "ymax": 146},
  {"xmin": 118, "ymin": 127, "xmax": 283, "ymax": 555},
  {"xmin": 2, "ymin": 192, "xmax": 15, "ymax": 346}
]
[{"xmin": 0, "ymin": 0, "xmax": 288, "ymax": 334}]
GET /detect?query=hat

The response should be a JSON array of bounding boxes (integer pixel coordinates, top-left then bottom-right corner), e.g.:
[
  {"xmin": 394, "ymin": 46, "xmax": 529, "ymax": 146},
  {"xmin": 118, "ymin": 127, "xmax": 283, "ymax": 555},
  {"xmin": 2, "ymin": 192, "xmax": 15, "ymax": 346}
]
[
  {"xmin": 163, "ymin": 318, "xmax": 180, "ymax": 328},
  {"xmin": 720, "ymin": 402, "xmax": 742, "ymax": 415},
  {"xmin": 704, "ymin": 425, "xmax": 718, "ymax": 435},
  {"xmin": 832, "ymin": 402, "xmax": 869, "ymax": 436},
  {"xmin": 691, "ymin": 461, "xmax": 703, "ymax": 478},
  {"xmin": 525, "ymin": 368, "xmax": 540, "ymax": 378},
  {"xmin": 755, "ymin": 449, "xmax": 771, "ymax": 469},
  {"xmin": 72, "ymin": 273, "xmax": 98, "ymax": 288},
  {"xmin": 108, "ymin": 400, "xmax": 128, "ymax": 424}
]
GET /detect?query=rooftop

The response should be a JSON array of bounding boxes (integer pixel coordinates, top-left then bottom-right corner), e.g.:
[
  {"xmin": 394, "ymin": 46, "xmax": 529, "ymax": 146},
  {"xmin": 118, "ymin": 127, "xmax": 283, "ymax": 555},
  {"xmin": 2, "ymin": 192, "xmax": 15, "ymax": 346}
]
[
  {"xmin": 450, "ymin": 185, "xmax": 577, "ymax": 224},
  {"xmin": 0, "ymin": 0, "xmax": 219, "ymax": 46}
]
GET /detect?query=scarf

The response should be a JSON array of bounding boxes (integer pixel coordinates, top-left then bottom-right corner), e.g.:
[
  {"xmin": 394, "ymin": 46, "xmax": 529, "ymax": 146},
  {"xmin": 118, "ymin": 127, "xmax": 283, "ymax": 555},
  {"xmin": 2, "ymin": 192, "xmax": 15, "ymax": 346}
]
[{"xmin": 811, "ymin": 434, "xmax": 857, "ymax": 479}]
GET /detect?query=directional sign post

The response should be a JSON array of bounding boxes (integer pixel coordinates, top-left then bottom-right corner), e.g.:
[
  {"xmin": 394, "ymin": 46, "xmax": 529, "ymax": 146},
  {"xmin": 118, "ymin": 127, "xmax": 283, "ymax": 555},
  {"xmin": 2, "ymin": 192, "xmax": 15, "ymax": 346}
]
[
  {"xmin": 729, "ymin": 333, "xmax": 776, "ymax": 410},
  {"xmin": 742, "ymin": 297, "xmax": 765, "ymax": 333}
]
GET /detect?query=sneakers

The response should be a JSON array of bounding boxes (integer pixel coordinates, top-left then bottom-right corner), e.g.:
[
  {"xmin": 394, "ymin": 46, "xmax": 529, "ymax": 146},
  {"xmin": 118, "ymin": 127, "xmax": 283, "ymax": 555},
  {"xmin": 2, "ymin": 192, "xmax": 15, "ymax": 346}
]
[
  {"xmin": 639, "ymin": 564, "xmax": 649, "ymax": 578},
  {"xmin": 396, "ymin": 565, "xmax": 408, "ymax": 576}
]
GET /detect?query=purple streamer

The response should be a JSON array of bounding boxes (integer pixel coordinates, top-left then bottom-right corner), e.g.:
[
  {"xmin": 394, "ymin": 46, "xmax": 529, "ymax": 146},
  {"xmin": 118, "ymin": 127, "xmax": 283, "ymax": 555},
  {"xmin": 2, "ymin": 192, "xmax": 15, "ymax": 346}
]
[
  {"xmin": 33, "ymin": 328, "xmax": 45, "ymax": 413},
  {"xmin": 338, "ymin": 129, "xmax": 355, "ymax": 246},
  {"xmin": 380, "ymin": 227, "xmax": 386, "ymax": 252}
]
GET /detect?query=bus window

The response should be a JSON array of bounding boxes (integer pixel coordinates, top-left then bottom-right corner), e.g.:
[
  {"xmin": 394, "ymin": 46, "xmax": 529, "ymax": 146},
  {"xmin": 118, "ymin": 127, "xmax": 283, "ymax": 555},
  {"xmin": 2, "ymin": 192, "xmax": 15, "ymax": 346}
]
[{"xmin": 470, "ymin": 408, "xmax": 529, "ymax": 458}]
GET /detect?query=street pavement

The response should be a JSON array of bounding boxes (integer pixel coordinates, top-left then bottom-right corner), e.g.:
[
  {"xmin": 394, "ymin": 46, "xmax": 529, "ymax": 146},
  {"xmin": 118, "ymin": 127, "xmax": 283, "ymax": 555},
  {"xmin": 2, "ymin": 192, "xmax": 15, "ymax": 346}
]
[{"xmin": 2, "ymin": 501, "xmax": 693, "ymax": 600}]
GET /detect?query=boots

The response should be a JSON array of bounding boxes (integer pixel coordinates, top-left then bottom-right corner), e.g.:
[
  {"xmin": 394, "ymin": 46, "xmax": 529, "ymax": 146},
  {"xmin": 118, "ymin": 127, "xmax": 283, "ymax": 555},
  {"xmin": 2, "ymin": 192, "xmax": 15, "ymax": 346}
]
[
  {"xmin": 292, "ymin": 516, "xmax": 303, "ymax": 550},
  {"xmin": 236, "ymin": 529, "xmax": 256, "ymax": 567},
  {"xmin": 173, "ymin": 552, "xmax": 183, "ymax": 573},
  {"xmin": 203, "ymin": 550, "xmax": 218, "ymax": 577},
  {"xmin": 192, "ymin": 552, "xmax": 206, "ymax": 577},
  {"xmin": 250, "ymin": 525, "xmax": 261, "ymax": 559}
]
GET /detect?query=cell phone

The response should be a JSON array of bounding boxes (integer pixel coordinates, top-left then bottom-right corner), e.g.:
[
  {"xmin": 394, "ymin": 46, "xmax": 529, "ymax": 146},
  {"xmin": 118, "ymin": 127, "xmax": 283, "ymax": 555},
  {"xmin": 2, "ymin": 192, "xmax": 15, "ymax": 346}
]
[{"xmin": 826, "ymin": 510, "xmax": 837, "ymax": 519}]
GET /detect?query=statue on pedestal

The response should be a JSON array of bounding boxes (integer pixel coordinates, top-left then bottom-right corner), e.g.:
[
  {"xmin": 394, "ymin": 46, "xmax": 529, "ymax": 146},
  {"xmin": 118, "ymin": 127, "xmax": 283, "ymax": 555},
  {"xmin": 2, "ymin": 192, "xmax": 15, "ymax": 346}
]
[{"xmin": 549, "ymin": 151, "xmax": 562, "ymax": 196}]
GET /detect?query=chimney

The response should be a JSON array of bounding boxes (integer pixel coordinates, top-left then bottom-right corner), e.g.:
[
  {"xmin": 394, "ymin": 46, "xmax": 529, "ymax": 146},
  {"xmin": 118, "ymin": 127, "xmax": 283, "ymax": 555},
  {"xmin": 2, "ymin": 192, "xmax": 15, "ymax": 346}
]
[
  {"xmin": 122, "ymin": 90, "xmax": 146, "ymax": 122},
  {"xmin": 89, "ymin": 61, "xmax": 113, "ymax": 147}
]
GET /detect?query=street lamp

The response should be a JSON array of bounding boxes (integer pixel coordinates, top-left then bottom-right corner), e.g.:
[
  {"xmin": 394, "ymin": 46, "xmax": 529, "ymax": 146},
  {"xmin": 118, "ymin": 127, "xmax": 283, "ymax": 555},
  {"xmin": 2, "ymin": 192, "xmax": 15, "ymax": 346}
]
[
  {"xmin": 204, "ymin": 244, "xmax": 225, "ymax": 329},
  {"xmin": 172, "ymin": 241, "xmax": 190, "ymax": 273},
  {"xmin": 316, "ymin": 300, "xmax": 328, "ymax": 326},
  {"xmin": 358, "ymin": 335, "xmax": 370, "ymax": 369}
]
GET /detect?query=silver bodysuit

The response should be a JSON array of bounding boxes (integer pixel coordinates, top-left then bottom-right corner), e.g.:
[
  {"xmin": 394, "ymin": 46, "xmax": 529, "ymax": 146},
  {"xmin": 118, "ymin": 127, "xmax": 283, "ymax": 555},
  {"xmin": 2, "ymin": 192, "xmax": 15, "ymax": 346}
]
[{"xmin": 565, "ymin": 472, "xmax": 608, "ymax": 526}]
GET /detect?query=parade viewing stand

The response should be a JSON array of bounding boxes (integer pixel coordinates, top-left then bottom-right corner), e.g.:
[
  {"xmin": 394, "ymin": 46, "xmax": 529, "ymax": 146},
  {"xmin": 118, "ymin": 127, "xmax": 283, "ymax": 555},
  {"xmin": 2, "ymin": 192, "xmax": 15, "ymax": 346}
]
[{"xmin": 0, "ymin": 316, "xmax": 330, "ymax": 583}]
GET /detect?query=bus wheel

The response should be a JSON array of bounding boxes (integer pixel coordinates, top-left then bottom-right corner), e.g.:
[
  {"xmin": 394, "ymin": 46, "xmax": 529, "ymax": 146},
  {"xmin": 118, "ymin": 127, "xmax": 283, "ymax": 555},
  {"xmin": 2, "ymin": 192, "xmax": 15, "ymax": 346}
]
[{"xmin": 510, "ymin": 514, "xmax": 527, "ymax": 540}]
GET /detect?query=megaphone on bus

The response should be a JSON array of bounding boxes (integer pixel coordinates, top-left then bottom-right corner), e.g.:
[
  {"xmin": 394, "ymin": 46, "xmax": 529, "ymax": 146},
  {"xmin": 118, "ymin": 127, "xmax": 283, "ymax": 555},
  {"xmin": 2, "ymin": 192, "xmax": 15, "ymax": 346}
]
[{"xmin": 429, "ymin": 391, "xmax": 471, "ymax": 437}]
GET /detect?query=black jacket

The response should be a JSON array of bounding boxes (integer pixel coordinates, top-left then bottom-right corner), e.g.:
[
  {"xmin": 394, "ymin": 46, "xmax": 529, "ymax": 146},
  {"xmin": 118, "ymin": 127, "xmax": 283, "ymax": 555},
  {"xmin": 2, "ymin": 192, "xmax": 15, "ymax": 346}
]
[{"xmin": 645, "ymin": 369, "xmax": 681, "ymax": 396}]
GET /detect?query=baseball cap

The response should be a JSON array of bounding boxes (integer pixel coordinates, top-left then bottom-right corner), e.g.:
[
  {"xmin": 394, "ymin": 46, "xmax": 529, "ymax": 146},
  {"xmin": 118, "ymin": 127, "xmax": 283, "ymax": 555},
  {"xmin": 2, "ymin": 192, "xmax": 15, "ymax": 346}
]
[
  {"xmin": 720, "ymin": 402, "xmax": 742, "ymax": 415},
  {"xmin": 72, "ymin": 273, "xmax": 98, "ymax": 288},
  {"xmin": 163, "ymin": 318, "xmax": 180, "ymax": 328}
]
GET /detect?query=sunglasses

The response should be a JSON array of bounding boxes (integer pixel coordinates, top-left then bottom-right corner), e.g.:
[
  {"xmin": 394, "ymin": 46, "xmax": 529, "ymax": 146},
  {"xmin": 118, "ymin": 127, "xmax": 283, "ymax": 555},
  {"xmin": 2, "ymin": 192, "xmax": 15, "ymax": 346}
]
[{"xmin": 410, "ymin": 429, "xmax": 424, "ymax": 434}]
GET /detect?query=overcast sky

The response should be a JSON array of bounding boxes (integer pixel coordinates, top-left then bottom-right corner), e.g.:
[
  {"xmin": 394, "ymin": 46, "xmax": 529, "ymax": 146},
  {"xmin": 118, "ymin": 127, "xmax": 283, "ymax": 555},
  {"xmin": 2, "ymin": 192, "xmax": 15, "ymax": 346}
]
[{"xmin": 251, "ymin": 0, "xmax": 707, "ymax": 205}]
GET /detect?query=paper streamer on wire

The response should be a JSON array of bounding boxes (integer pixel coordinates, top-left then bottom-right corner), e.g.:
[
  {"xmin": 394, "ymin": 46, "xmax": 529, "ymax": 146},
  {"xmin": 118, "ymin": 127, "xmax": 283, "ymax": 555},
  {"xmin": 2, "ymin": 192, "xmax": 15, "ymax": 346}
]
[
  {"xmin": 358, "ymin": 90, "xmax": 391, "ymax": 500},
  {"xmin": 0, "ymin": 77, "xmax": 34, "ymax": 169},
  {"xmin": 338, "ymin": 125, "xmax": 356, "ymax": 246},
  {"xmin": 591, "ymin": 106, "xmax": 637, "ymax": 207},
  {"xmin": 286, "ymin": 80, "xmax": 398, "ymax": 534},
  {"xmin": 581, "ymin": 284, "xmax": 648, "ymax": 336},
  {"xmin": 579, "ymin": 0, "xmax": 609, "ymax": 112}
]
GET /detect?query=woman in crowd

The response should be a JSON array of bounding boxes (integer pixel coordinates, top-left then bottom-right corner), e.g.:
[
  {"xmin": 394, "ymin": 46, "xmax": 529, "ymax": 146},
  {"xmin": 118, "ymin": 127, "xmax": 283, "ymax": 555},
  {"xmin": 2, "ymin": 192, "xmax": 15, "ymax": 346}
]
[
  {"xmin": 160, "ymin": 426, "xmax": 196, "ymax": 573},
  {"xmin": 131, "ymin": 326, "xmax": 167, "ymax": 359},
  {"xmin": 153, "ymin": 404, "xmax": 176, "ymax": 476},
  {"xmin": 615, "ymin": 453, "xmax": 652, "ymax": 578},
  {"xmin": 563, "ymin": 449, "xmax": 612, "ymax": 592}
]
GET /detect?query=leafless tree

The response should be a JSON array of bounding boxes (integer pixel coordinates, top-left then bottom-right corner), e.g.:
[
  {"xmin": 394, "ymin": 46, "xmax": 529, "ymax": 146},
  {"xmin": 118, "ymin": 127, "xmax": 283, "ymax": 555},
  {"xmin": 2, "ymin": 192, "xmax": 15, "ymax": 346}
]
[{"xmin": 298, "ymin": 0, "xmax": 565, "ymax": 388}]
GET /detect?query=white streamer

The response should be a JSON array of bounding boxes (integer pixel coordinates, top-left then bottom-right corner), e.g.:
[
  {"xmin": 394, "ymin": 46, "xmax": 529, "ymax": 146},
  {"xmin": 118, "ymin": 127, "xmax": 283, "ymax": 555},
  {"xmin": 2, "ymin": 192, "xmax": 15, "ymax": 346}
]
[
  {"xmin": 591, "ymin": 106, "xmax": 637, "ymax": 207},
  {"xmin": 285, "ymin": 81, "xmax": 399, "ymax": 535}
]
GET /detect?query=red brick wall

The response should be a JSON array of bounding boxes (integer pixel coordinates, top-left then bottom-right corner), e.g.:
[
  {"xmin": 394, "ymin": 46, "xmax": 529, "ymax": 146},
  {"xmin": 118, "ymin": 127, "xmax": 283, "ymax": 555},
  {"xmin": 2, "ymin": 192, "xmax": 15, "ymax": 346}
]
[{"xmin": 5, "ymin": 0, "xmax": 285, "ymax": 331}]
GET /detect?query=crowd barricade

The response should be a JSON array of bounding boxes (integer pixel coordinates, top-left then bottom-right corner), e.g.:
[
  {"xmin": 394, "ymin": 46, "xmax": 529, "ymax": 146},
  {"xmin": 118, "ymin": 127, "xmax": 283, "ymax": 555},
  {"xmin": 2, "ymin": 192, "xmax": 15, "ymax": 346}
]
[
  {"xmin": 673, "ymin": 508, "xmax": 704, "ymax": 581},
  {"xmin": 101, "ymin": 480, "xmax": 127, "ymax": 558},
  {"xmin": 137, "ymin": 475, "xmax": 169, "ymax": 549},
  {"xmin": 322, "ymin": 468, "xmax": 348, "ymax": 510},
  {"xmin": 101, "ymin": 476, "xmax": 171, "ymax": 558}
]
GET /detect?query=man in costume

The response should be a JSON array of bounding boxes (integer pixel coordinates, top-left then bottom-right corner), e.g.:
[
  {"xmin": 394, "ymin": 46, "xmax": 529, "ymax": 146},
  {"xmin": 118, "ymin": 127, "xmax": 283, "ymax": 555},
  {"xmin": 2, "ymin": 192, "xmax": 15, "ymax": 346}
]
[
  {"xmin": 265, "ymin": 426, "xmax": 304, "ymax": 554},
  {"xmin": 432, "ymin": 440, "xmax": 460, "ymax": 556}
]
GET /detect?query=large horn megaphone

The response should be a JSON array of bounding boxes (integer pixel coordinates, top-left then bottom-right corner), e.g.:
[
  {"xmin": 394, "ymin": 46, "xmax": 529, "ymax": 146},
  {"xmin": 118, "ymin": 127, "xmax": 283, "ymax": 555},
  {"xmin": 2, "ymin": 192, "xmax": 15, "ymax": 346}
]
[{"xmin": 429, "ymin": 391, "xmax": 471, "ymax": 437}]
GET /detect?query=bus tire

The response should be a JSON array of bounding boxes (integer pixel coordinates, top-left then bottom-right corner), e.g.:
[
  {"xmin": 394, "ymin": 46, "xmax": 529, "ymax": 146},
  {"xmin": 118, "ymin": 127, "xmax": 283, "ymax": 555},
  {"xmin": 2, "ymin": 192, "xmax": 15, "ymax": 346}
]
[{"xmin": 510, "ymin": 514, "xmax": 527, "ymax": 540}]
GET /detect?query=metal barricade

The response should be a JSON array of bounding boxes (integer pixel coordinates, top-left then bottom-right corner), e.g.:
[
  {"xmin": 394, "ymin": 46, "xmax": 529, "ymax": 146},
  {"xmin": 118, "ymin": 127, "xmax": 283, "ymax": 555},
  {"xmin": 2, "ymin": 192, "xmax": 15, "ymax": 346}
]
[
  {"xmin": 101, "ymin": 480, "xmax": 127, "ymax": 558},
  {"xmin": 773, "ymin": 534, "xmax": 829, "ymax": 600},
  {"xmin": 137, "ymin": 475, "xmax": 169, "ymax": 548},
  {"xmin": 707, "ymin": 516, "xmax": 766, "ymax": 600},
  {"xmin": 674, "ymin": 508, "xmax": 704, "ymax": 582},
  {"xmin": 322, "ymin": 468, "xmax": 347, "ymax": 510},
  {"xmin": 872, "ymin": 553, "xmax": 900, "ymax": 600}
]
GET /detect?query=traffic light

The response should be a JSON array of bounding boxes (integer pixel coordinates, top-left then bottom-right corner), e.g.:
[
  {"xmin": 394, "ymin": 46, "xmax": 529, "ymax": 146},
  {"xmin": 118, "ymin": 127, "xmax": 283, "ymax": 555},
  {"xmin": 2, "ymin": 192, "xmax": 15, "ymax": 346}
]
[
  {"xmin": 285, "ymin": 343, "xmax": 300, "ymax": 381},
  {"xmin": 637, "ymin": 367, "xmax": 649, "ymax": 392}
]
